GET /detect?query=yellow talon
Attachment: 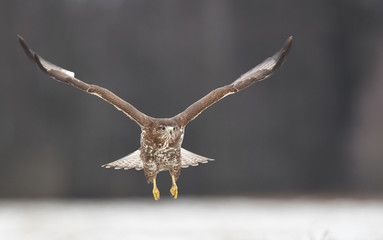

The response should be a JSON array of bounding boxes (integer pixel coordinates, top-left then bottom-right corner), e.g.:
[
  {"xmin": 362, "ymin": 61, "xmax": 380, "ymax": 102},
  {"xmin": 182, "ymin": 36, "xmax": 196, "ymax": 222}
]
[
  {"xmin": 152, "ymin": 178, "xmax": 160, "ymax": 200},
  {"xmin": 170, "ymin": 185, "xmax": 178, "ymax": 199},
  {"xmin": 170, "ymin": 175, "xmax": 178, "ymax": 199}
]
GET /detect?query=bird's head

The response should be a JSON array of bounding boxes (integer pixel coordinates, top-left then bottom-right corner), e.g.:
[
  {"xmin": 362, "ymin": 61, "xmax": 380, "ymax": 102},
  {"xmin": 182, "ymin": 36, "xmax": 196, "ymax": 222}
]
[
  {"xmin": 157, "ymin": 125, "xmax": 182, "ymax": 143},
  {"xmin": 144, "ymin": 120, "xmax": 184, "ymax": 147},
  {"xmin": 161, "ymin": 126, "xmax": 177, "ymax": 137}
]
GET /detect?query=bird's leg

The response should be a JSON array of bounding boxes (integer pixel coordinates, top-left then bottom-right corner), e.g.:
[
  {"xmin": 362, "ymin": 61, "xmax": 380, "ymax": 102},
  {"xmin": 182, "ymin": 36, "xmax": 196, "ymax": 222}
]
[
  {"xmin": 152, "ymin": 177, "xmax": 160, "ymax": 200},
  {"xmin": 170, "ymin": 174, "xmax": 178, "ymax": 199}
]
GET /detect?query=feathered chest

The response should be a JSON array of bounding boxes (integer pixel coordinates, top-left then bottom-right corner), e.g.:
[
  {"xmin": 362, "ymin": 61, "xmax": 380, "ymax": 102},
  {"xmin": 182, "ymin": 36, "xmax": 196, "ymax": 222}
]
[
  {"xmin": 140, "ymin": 130, "xmax": 182, "ymax": 170},
  {"xmin": 141, "ymin": 145, "xmax": 181, "ymax": 171},
  {"xmin": 155, "ymin": 147, "xmax": 180, "ymax": 164}
]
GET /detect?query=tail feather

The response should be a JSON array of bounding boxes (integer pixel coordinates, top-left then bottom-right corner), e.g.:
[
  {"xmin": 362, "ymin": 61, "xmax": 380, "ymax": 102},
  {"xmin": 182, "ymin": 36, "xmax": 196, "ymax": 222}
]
[
  {"xmin": 101, "ymin": 150, "xmax": 143, "ymax": 170},
  {"xmin": 101, "ymin": 148, "xmax": 214, "ymax": 171},
  {"xmin": 181, "ymin": 148, "xmax": 214, "ymax": 168}
]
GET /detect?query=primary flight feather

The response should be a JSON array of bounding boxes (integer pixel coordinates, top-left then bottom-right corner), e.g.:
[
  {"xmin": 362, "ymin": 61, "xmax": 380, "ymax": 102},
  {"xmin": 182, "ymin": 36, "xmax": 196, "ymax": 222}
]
[{"xmin": 18, "ymin": 35, "xmax": 292, "ymax": 200}]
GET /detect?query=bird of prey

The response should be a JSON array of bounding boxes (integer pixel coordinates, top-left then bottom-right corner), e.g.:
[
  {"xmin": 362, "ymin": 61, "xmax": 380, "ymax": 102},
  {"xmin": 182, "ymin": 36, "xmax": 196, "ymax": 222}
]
[{"xmin": 18, "ymin": 35, "xmax": 292, "ymax": 200}]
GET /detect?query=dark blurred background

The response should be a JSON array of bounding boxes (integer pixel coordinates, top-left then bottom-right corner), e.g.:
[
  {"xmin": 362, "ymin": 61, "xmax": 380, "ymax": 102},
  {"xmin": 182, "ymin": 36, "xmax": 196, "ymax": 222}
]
[{"xmin": 1, "ymin": 0, "xmax": 382, "ymax": 198}]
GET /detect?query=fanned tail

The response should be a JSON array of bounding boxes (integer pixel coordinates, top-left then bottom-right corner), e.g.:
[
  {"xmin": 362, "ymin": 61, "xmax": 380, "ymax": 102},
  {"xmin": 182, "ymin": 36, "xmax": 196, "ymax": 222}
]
[
  {"xmin": 101, "ymin": 148, "xmax": 214, "ymax": 171},
  {"xmin": 181, "ymin": 148, "xmax": 214, "ymax": 168},
  {"xmin": 101, "ymin": 150, "xmax": 143, "ymax": 170}
]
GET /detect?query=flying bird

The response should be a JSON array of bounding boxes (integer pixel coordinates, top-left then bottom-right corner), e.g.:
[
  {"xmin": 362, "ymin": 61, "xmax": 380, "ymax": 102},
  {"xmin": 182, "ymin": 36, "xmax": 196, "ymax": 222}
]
[{"xmin": 18, "ymin": 35, "xmax": 292, "ymax": 200}]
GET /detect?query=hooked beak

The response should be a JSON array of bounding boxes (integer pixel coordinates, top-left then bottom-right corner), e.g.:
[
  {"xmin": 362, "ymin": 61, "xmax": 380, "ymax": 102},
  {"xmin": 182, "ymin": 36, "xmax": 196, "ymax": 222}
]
[{"xmin": 167, "ymin": 127, "xmax": 174, "ymax": 136}]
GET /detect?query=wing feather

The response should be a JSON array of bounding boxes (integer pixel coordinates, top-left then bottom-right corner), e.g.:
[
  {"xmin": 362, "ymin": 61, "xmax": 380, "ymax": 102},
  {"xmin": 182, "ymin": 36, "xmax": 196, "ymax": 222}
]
[
  {"xmin": 173, "ymin": 36, "xmax": 293, "ymax": 126},
  {"xmin": 18, "ymin": 35, "xmax": 150, "ymax": 127}
]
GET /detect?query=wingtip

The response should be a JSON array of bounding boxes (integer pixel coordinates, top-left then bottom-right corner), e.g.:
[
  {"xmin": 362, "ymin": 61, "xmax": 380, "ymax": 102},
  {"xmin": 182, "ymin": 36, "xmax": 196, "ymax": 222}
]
[
  {"xmin": 17, "ymin": 35, "xmax": 28, "ymax": 50},
  {"xmin": 17, "ymin": 34, "xmax": 24, "ymax": 42},
  {"xmin": 283, "ymin": 35, "xmax": 293, "ymax": 52},
  {"xmin": 17, "ymin": 34, "xmax": 28, "ymax": 52},
  {"xmin": 17, "ymin": 35, "xmax": 39, "ymax": 65},
  {"xmin": 272, "ymin": 35, "xmax": 293, "ymax": 70},
  {"xmin": 17, "ymin": 35, "xmax": 48, "ymax": 73}
]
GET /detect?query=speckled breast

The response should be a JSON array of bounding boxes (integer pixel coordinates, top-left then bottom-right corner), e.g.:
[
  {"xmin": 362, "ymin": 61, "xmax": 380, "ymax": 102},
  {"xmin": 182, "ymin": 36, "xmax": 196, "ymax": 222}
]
[{"xmin": 154, "ymin": 147, "xmax": 181, "ymax": 171}]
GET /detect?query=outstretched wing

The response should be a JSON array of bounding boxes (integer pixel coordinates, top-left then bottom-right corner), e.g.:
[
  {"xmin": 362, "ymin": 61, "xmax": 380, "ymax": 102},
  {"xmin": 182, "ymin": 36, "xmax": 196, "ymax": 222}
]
[
  {"xmin": 173, "ymin": 36, "xmax": 293, "ymax": 126},
  {"xmin": 18, "ymin": 35, "xmax": 151, "ymax": 127}
]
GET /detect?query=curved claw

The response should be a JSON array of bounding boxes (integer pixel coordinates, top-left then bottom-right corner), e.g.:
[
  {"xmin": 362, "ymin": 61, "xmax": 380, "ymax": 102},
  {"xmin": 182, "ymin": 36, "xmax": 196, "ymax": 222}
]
[
  {"xmin": 153, "ymin": 188, "xmax": 160, "ymax": 200},
  {"xmin": 170, "ymin": 185, "xmax": 178, "ymax": 199}
]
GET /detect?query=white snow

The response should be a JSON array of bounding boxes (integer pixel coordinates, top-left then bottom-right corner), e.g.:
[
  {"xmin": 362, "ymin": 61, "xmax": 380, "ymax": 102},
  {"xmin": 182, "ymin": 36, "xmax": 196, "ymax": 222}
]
[{"xmin": 0, "ymin": 197, "xmax": 382, "ymax": 240}]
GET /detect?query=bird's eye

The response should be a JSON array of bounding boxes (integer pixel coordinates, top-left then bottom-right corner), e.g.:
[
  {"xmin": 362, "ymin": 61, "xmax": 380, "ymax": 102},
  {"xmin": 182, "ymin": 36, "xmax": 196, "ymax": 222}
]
[
  {"xmin": 161, "ymin": 127, "xmax": 166, "ymax": 131},
  {"xmin": 174, "ymin": 127, "xmax": 177, "ymax": 131}
]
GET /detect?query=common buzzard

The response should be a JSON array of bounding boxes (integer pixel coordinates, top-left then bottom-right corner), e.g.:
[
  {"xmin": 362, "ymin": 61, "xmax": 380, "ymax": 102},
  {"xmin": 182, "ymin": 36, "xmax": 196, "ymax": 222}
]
[{"xmin": 18, "ymin": 35, "xmax": 292, "ymax": 200}]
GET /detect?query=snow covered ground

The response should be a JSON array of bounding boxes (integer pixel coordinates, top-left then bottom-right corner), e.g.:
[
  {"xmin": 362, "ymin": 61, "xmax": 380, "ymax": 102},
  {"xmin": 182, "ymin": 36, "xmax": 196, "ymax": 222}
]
[{"xmin": 0, "ymin": 197, "xmax": 382, "ymax": 240}]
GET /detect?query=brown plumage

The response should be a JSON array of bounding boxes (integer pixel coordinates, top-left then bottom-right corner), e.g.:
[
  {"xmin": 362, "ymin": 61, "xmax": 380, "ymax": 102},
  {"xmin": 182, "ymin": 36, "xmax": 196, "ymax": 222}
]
[{"xmin": 18, "ymin": 35, "xmax": 293, "ymax": 200}]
